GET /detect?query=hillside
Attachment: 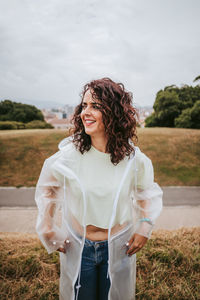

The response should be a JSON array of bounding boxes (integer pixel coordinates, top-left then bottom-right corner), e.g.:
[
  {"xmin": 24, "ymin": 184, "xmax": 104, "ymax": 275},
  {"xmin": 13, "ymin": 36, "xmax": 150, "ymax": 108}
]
[{"xmin": 0, "ymin": 127, "xmax": 199, "ymax": 186}]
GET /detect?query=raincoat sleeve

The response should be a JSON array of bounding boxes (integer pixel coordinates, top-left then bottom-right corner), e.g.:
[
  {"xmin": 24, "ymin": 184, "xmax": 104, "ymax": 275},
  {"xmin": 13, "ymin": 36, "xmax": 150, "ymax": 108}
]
[
  {"xmin": 133, "ymin": 152, "xmax": 163, "ymax": 239},
  {"xmin": 35, "ymin": 153, "xmax": 66, "ymax": 254}
]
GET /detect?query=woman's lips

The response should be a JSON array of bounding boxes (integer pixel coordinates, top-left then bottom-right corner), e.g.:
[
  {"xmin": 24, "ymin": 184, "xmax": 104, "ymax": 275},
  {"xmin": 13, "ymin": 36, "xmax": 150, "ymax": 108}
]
[{"xmin": 85, "ymin": 120, "xmax": 96, "ymax": 126}]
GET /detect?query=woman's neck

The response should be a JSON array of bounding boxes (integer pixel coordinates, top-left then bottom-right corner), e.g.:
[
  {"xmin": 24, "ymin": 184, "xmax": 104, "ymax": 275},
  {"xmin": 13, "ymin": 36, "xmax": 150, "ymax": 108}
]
[{"xmin": 91, "ymin": 135, "xmax": 108, "ymax": 153}]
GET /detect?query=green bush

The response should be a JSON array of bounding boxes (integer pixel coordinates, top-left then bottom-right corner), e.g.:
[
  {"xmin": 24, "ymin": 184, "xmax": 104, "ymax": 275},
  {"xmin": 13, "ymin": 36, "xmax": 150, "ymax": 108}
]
[
  {"xmin": 190, "ymin": 100, "xmax": 200, "ymax": 129},
  {"xmin": 0, "ymin": 99, "xmax": 44, "ymax": 123},
  {"xmin": 174, "ymin": 100, "xmax": 200, "ymax": 129},
  {"xmin": 0, "ymin": 121, "xmax": 26, "ymax": 130},
  {"xmin": 45, "ymin": 123, "xmax": 54, "ymax": 129},
  {"xmin": 0, "ymin": 120, "xmax": 53, "ymax": 130},
  {"xmin": 145, "ymin": 112, "xmax": 159, "ymax": 127},
  {"xmin": 175, "ymin": 108, "xmax": 192, "ymax": 128},
  {"xmin": 145, "ymin": 79, "xmax": 200, "ymax": 128},
  {"xmin": 25, "ymin": 120, "xmax": 53, "ymax": 129}
]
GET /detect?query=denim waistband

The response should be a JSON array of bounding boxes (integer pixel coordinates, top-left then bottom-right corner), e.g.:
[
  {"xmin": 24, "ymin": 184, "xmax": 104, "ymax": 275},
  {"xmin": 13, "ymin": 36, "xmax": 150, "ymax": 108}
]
[{"xmin": 84, "ymin": 238, "xmax": 108, "ymax": 247}]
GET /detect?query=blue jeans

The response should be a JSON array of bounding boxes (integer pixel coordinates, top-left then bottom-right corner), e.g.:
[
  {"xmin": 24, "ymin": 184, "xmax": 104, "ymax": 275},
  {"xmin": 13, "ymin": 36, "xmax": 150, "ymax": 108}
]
[{"xmin": 74, "ymin": 238, "xmax": 111, "ymax": 300}]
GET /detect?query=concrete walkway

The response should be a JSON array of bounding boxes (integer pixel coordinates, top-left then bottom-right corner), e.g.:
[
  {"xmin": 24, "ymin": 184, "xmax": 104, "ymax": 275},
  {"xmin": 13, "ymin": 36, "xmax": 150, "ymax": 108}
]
[
  {"xmin": 0, "ymin": 205, "xmax": 200, "ymax": 233},
  {"xmin": 0, "ymin": 186, "xmax": 200, "ymax": 207},
  {"xmin": 0, "ymin": 187, "xmax": 199, "ymax": 233}
]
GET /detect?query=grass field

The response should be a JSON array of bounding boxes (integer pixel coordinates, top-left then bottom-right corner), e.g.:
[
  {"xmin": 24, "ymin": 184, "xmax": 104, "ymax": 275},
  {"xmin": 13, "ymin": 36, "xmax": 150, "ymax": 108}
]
[
  {"xmin": 0, "ymin": 127, "xmax": 200, "ymax": 186},
  {"xmin": 0, "ymin": 228, "xmax": 199, "ymax": 299}
]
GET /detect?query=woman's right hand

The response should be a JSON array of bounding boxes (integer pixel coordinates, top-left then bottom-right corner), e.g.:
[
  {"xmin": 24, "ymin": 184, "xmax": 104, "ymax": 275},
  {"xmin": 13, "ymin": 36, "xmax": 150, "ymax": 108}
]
[
  {"xmin": 57, "ymin": 239, "xmax": 70, "ymax": 253},
  {"xmin": 57, "ymin": 246, "xmax": 66, "ymax": 253}
]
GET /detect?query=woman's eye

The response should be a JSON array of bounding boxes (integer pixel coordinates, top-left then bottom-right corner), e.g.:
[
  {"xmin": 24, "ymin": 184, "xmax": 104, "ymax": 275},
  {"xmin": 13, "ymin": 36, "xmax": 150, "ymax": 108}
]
[
  {"xmin": 93, "ymin": 104, "xmax": 101, "ymax": 109},
  {"xmin": 81, "ymin": 103, "xmax": 102, "ymax": 110}
]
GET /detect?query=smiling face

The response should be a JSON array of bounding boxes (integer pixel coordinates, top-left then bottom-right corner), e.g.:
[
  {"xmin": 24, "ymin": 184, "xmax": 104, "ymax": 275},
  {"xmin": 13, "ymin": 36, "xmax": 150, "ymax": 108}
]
[{"xmin": 80, "ymin": 89, "xmax": 106, "ymax": 138}]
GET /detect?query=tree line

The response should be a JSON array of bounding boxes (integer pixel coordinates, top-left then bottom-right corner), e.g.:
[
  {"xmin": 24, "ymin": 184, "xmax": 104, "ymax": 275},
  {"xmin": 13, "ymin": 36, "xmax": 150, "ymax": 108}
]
[
  {"xmin": 145, "ymin": 76, "xmax": 200, "ymax": 129},
  {"xmin": 0, "ymin": 100, "xmax": 44, "ymax": 123},
  {"xmin": 1, "ymin": 78, "xmax": 200, "ymax": 130},
  {"xmin": 0, "ymin": 100, "xmax": 52, "ymax": 129}
]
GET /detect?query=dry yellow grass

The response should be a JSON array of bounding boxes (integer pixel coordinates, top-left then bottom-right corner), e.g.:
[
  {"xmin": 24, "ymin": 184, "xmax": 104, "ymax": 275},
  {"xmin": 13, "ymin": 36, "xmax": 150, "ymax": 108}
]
[
  {"xmin": 0, "ymin": 232, "xmax": 59, "ymax": 300},
  {"xmin": 136, "ymin": 227, "xmax": 200, "ymax": 299},
  {"xmin": 0, "ymin": 127, "xmax": 200, "ymax": 186},
  {"xmin": 0, "ymin": 129, "xmax": 68, "ymax": 187},
  {"xmin": 0, "ymin": 129, "xmax": 57, "ymax": 137},
  {"xmin": 0, "ymin": 228, "xmax": 199, "ymax": 299},
  {"xmin": 135, "ymin": 127, "xmax": 200, "ymax": 185}
]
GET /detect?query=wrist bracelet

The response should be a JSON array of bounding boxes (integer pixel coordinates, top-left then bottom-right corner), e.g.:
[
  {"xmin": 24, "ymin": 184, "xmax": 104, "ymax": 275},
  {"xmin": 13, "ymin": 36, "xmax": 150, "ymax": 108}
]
[{"xmin": 139, "ymin": 218, "xmax": 152, "ymax": 224}]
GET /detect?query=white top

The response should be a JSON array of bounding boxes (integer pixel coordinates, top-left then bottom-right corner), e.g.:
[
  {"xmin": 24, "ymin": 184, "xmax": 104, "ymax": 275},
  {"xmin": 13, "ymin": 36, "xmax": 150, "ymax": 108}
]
[{"xmin": 51, "ymin": 138, "xmax": 155, "ymax": 229}]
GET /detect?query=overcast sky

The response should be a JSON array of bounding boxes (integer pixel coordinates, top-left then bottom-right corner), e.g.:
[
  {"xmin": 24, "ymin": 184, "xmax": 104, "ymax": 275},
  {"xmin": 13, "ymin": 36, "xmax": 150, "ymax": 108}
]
[{"xmin": 0, "ymin": 0, "xmax": 200, "ymax": 108}]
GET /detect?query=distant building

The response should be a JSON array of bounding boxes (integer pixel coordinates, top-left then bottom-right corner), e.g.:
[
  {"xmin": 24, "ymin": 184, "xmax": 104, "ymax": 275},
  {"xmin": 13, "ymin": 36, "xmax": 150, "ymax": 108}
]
[
  {"xmin": 41, "ymin": 109, "xmax": 56, "ymax": 122},
  {"xmin": 47, "ymin": 118, "xmax": 73, "ymax": 129},
  {"xmin": 55, "ymin": 112, "xmax": 63, "ymax": 119}
]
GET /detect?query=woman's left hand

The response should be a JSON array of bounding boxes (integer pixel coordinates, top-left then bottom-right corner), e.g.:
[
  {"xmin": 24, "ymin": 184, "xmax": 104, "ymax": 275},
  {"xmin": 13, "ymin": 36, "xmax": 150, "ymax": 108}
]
[{"xmin": 126, "ymin": 233, "xmax": 148, "ymax": 256}]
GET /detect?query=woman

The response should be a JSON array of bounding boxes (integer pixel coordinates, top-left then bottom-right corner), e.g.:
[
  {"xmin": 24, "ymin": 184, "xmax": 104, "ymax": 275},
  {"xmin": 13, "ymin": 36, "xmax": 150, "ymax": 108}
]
[{"xmin": 35, "ymin": 77, "xmax": 163, "ymax": 300}]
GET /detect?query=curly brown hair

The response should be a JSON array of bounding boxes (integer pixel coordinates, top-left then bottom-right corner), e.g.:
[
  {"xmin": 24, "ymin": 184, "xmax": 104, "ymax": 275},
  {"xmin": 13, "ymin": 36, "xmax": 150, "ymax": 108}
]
[{"xmin": 71, "ymin": 77, "xmax": 138, "ymax": 165}]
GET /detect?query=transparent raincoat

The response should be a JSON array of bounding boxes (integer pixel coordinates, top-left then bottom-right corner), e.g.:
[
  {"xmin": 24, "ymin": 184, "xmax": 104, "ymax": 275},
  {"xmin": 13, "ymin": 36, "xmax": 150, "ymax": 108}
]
[{"xmin": 35, "ymin": 137, "xmax": 163, "ymax": 300}]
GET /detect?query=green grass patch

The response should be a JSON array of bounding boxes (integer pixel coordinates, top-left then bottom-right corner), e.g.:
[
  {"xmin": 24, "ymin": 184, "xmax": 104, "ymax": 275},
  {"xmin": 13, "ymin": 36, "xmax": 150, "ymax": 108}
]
[{"xmin": 159, "ymin": 165, "xmax": 200, "ymax": 185}]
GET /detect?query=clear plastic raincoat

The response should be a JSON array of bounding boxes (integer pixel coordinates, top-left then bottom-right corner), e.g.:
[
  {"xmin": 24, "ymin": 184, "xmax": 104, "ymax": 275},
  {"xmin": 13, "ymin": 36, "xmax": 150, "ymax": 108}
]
[{"xmin": 35, "ymin": 137, "xmax": 163, "ymax": 300}]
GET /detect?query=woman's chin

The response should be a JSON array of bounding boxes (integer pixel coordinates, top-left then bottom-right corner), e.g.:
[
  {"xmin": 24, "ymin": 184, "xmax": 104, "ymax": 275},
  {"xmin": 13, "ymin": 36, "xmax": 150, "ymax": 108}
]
[{"xmin": 84, "ymin": 127, "xmax": 95, "ymax": 136}]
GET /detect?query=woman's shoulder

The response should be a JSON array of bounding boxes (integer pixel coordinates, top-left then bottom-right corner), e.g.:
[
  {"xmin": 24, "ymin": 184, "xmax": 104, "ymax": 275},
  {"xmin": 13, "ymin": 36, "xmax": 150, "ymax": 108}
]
[
  {"xmin": 56, "ymin": 135, "xmax": 82, "ymax": 161},
  {"xmin": 129, "ymin": 139, "xmax": 151, "ymax": 164},
  {"xmin": 133, "ymin": 146, "xmax": 154, "ymax": 188},
  {"xmin": 134, "ymin": 147, "xmax": 153, "ymax": 173},
  {"xmin": 134, "ymin": 146, "xmax": 151, "ymax": 162},
  {"xmin": 58, "ymin": 135, "xmax": 74, "ymax": 151},
  {"xmin": 45, "ymin": 135, "xmax": 80, "ymax": 164}
]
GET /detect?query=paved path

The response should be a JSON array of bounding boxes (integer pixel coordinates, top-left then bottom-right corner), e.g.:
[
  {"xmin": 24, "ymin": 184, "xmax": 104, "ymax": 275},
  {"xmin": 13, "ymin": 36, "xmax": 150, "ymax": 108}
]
[
  {"xmin": 0, "ymin": 186, "xmax": 200, "ymax": 207},
  {"xmin": 0, "ymin": 187, "xmax": 199, "ymax": 233},
  {"xmin": 0, "ymin": 206, "xmax": 199, "ymax": 233}
]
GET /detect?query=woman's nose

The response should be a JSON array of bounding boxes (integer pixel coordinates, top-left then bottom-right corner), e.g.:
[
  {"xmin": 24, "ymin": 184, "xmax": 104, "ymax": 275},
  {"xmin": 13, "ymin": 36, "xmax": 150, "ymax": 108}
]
[{"xmin": 84, "ymin": 105, "xmax": 92, "ymax": 114}]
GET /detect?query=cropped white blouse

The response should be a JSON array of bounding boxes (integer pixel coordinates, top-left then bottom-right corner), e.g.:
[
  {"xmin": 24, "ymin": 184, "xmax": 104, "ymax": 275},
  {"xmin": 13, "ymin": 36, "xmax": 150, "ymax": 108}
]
[{"xmin": 50, "ymin": 138, "xmax": 161, "ymax": 230}]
